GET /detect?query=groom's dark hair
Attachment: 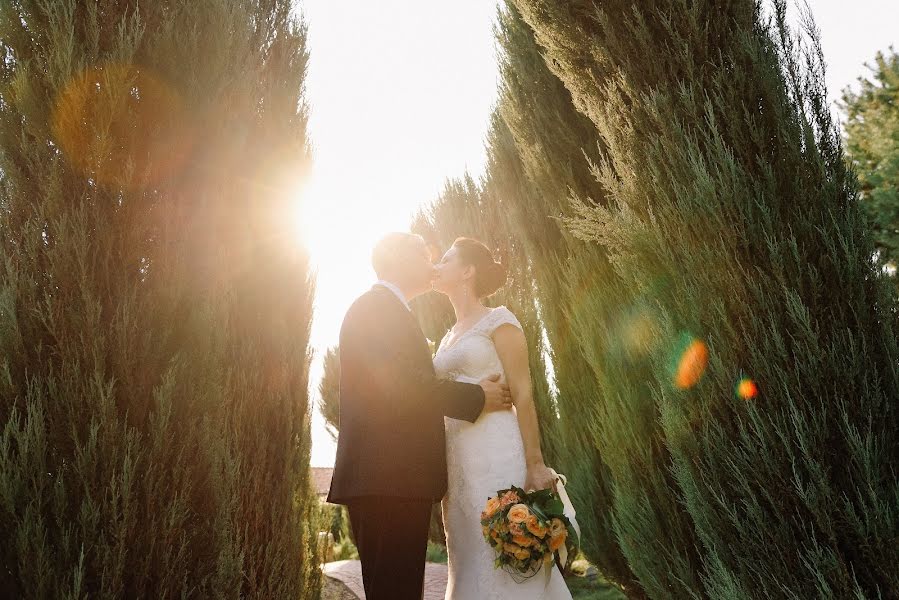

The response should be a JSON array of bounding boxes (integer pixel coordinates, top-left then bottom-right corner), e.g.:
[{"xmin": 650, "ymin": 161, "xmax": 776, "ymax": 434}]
[{"xmin": 372, "ymin": 232, "xmax": 426, "ymax": 279}]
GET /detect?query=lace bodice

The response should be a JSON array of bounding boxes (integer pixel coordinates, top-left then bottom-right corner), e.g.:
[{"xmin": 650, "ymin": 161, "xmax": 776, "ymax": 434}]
[
  {"xmin": 434, "ymin": 306, "xmax": 572, "ymax": 600},
  {"xmin": 433, "ymin": 306, "xmax": 522, "ymax": 384}
]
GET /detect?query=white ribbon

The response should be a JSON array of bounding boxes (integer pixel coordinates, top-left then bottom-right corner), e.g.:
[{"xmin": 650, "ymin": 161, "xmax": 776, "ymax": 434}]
[{"xmin": 548, "ymin": 468, "xmax": 580, "ymax": 570}]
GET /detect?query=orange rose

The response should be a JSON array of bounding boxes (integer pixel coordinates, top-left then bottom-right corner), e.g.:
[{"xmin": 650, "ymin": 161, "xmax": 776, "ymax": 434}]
[
  {"xmin": 514, "ymin": 548, "xmax": 531, "ymax": 561},
  {"xmin": 508, "ymin": 504, "xmax": 531, "ymax": 524},
  {"xmin": 482, "ymin": 497, "xmax": 501, "ymax": 519},
  {"xmin": 511, "ymin": 534, "xmax": 532, "ymax": 548},
  {"xmin": 549, "ymin": 518, "xmax": 566, "ymax": 537},
  {"xmin": 549, "ymin": 529, "xmax": 568, "ymax": 552},
  {"xmin": 500, "ymin": 490, "xmax": 520, "ymax": 507},
  {"xmin": 548, "ymin": 518, "xmax": 568, "ymax": 551},
  {"xmin": 525, "ymin": 515, "xmax": 548, "ymax": 538},
  {"xmin": 509, "ymin": 522, "xmax": 523, "ymax": 536},
  {"xmin": 503, "ymin": 542, "xmax": 520, "ymax": 555}
]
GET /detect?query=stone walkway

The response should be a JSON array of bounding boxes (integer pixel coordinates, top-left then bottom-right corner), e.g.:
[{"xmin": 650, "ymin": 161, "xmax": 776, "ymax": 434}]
[{"xmin": 323, "ymin": 560, "xmax": 448, "ymax": 600}]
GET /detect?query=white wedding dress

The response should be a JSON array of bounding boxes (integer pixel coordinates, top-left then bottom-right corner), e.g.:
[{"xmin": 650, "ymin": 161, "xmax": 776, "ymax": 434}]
[{"xmin": 434, "ymin": 306, "xmax": 572, "ymax": 600}]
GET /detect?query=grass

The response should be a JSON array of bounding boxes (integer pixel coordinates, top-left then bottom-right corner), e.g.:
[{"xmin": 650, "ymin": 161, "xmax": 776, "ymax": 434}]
[
  {"xmin": 566, "ymin": 574, "xmax": 628, "ymax": 600},
  {"xmin": 564, "ymin": 557, "xmax": 628, "ymax": 600},
  {"xmin": 330, "ymin": 539, "xmax": 626, "ymax": 600},
  {"xmin": 427, "ymin": 545, "xmax": 625, "ymax": 599},
  {"xmin": 426, "ymin": 541, "xmax": 448, "ymax": 564},
  {"xmin": 331, "ymin": 538, "xmax": 359, "ymax": 561},
  {"xmin": 328, "ymin": 539, "xmax": 447, "ymax": 565}
]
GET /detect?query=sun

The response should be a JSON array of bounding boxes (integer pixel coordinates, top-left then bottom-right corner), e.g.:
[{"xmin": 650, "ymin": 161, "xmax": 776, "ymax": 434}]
[
  {"xmin": 291, "ymin": 170, "xmax": 401, "ymax": 344},
  {"xmin": 292, "ymin": 172, "xmax": 384, "ymax": 268}
]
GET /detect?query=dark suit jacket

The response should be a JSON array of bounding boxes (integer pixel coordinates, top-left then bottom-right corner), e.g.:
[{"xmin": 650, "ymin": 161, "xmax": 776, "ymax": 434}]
[{"xmin": 327, "ymin": 285, "xmax": 486, "ymax": 503}]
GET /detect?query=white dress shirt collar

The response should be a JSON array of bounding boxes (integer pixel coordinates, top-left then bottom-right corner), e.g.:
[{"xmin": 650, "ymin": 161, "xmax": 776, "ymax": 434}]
[{"xmin": 375, "ymin": 279, "xmax": 410, "ymax": 311}]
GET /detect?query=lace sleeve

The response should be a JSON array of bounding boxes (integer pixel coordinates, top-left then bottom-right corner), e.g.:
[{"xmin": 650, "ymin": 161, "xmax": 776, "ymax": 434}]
[{"xmin": 482, "ymin": 306, "xmax": 523, "ymax": 336}]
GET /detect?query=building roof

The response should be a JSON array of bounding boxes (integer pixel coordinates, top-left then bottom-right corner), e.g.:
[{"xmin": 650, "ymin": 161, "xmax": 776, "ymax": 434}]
[{"xmin": 311, "ymin": 467, "xmax": 334, "ymax": 498}]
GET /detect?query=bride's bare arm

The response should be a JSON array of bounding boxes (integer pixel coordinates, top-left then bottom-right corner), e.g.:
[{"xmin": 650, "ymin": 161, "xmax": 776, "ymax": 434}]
[{"xmin": 493, "ymin": 323, "xmax": 558, "ymax": 492}]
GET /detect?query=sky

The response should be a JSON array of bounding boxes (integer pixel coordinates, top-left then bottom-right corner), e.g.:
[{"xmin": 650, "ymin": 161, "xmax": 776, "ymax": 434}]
[{"xmin": 296, "ymin": 0, "xmax": 899, "ymax": 467}]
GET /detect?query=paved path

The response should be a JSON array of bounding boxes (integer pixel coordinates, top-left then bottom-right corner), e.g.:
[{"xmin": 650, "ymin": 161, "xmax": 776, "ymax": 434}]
[{"xmin": 323, "ymin": 560, "xmax": 448, "ymax": 600}]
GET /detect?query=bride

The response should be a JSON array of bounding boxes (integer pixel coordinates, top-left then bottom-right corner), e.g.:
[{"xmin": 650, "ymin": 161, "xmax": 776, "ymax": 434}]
[{"xmin": 432, "ymin": 237, "xmax": 573, "ymax": 600}]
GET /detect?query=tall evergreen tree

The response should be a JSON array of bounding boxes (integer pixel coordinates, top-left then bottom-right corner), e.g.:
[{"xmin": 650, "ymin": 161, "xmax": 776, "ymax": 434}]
[
  {"xmin": 411, "ymin": 174, "xmax": 556, "ymax": 467},
  {"xmin": 511, "ymin": 0, "xmax": 899, "ymax": 597},
  {"xmin": 318, "ymin": 346, "xmax": 340, "ymax": 439},
  {"xmin": 842, "ymin": 48, "xmax": 899, "ymax": 282},
  {"xmin": 493, "ymin": 6, "xmax": 708, "ymax": 596},
  {"xmin": 410, "ymin": 174, "xmax": 557, "ymax": 551},
  {"xmin": 0, "ymin": 1, "xmax": 320, "ymax": 597},
  {"xmin": 482, "ymin": 110, "xmax": 636, "ymax": 587}
]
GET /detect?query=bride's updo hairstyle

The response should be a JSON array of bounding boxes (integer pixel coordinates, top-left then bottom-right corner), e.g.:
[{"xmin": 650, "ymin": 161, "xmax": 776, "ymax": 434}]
[{"xmin": 453, "ymin": 237, "xmax": 506, "ymax": 299}]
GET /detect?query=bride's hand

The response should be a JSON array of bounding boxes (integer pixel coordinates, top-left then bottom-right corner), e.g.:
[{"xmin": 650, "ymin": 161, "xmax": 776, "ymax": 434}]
[{"xmin": 524, "ymin": 462, "xmax": 558, "ymax": 493}]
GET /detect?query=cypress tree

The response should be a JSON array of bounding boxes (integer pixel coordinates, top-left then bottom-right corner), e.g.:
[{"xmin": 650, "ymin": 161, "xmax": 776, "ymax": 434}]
[
  {"xmin": 497, "ymin": 5, "xmax": 745, "ymax": 595},
  {"xmin": 411, "ymin": 173, "xmax": 556, "ymax": 466},
  {"xmin": 512, "ymin": 0, "xmax": 899, "ymax": 597},
  {"xmin": 479, "ymin": 112, "xmax": 611, "ymax": 569},
  {"xmin": 498, "ymin": 6, "xmax": 679, "ymax": 595},
  {"xmin": 413, "ymin": 10, "xmax": 702, "ymax": 591},
  {"xmin": 842, "ymin": 49, "xmax": 899, "ymax": 286},
  {"xmin": 0, "ymin": 1, "xmax": 319, "ymax": 597},
  {"xmin": 318, "ymin": 346, "xmax": 340, "ymax": 440},
  {"xmin": 410, "ymin": 174, "xmax": 557, "ymax": 550},
  {"xmin": 410, "ymin": 177, "xmax": 482, "ymax": 345},
  {"xmin": 480, "ymin": 126, "xmax": 561, "ymax": 464}
]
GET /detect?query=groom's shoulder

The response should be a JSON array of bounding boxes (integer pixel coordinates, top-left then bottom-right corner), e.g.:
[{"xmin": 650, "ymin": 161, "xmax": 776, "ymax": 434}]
[
  {"xmin": 343, "ymin": 287, "xmax": 392, "ymax": 325},
  {"xmin": 353, "ymin": 286, "xmax": 392, "ymax": 310},
  {"xmin": 340, "ymin": 288, "xmax": 398, "ymax": 345}
]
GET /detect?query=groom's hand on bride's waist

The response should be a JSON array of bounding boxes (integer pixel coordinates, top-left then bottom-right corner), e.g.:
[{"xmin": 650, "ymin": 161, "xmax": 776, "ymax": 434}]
[{"xmin": 479, "ymin": 374, "xmax": 514, "ymax": 412}]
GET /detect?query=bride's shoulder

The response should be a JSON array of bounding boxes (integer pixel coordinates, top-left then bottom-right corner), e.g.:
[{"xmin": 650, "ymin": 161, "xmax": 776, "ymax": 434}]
[{"xmin": 484, "ymin": 305, "xmax": 523, "ymax": 334}]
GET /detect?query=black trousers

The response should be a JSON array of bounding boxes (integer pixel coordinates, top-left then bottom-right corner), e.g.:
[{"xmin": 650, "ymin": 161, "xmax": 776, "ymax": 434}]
[{"xmin": 346, "ymin": 496, "xmax": 434, "ymax": 600}]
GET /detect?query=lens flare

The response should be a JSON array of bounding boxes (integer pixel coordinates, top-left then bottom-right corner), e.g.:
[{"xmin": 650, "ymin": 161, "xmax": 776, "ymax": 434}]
[
  {"xmin": 622, "ymin": 310, "xmax": 656, "ymax": 357},
  {"xmin": 51, "ymin": 63, "xmax": 194, "ymax": 187},
  {"xmin": 736, "ymin": 378, "xmax": 758, "ymax": 399},
  {"xmin": 674, "ymin": 337, "xmax": 708, "ymax": 389}
]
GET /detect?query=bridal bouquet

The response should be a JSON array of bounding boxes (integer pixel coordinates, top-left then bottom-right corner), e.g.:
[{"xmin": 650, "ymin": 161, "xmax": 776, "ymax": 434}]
[{"xmin": 480, "ymin": 484, "xmax": 579, "ymax": 581}]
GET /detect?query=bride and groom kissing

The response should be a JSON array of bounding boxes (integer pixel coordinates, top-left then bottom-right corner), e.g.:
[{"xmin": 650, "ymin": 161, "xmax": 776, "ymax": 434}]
[{"xmin": 328, "ymin": 232, "xmax": 572, "ymax": 600}]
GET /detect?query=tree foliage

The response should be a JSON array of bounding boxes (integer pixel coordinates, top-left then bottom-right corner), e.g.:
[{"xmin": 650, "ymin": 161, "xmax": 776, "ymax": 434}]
[
  {"xmin": 508, "ymin": 0, "xmax": 899, "ymax": 597},
  {"xmin": 319, "ymin": 346, "xmax": 340, "ymax": 440},
  {"xmin": 0, "ymin": 1, "xmax": 320, "ymax": 597},
  {"xmin": 842, "ymin": 48, "xmax": 899, "ymax": 280}
]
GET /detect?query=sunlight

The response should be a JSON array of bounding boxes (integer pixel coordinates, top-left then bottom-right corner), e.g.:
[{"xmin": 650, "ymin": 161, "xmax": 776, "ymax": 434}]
[
  {"xmin": 292, "ymin": 172, "xmax": 380, "ymax": 278},
  {"xmin": 296, "ymin": 0, "xmax": 499, "ymax": 468},
  {"xmin": 291, "ymin": 165, "xmax": 413, "ymax": 357},
  {"xmin": 292, "ymin": 167, "xmax": 417, "ymax": 468}
]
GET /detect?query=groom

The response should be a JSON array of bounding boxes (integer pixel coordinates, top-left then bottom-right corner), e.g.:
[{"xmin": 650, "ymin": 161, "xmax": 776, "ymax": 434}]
[{"xmin": 327, "ymin": 232, "xmax": 513, "ymax": 600}]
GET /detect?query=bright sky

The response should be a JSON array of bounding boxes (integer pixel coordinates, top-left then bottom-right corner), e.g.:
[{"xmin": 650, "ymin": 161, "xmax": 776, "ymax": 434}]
[{"xmin": 296, "ymin": 0, "xmax": 899, "ymax": 467}]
